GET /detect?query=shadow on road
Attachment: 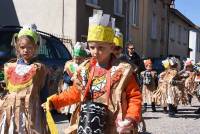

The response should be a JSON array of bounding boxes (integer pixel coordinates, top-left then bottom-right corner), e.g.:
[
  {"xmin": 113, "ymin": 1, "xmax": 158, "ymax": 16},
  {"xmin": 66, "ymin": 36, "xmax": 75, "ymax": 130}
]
[
  {"xmin": 143, "ymin": 116, "xmax": 160, "ymax": 120},
  {"xmin": 173, "ymin": 107, "xmax": 200, "ymax": 119},
  {"xmin": 176, "ymin": 114, "xmax": 200, "ymax": 119},
  {"xmin": 191, "ymin": 105, "xmax": 200, "ymax": 108},
  {"xmin": 178, "ymin": 108, "xmax": 197, "ymax": 111},
  {"xmin": 139, "ymin": 132, "xmax": 152, "ymax": 134}
]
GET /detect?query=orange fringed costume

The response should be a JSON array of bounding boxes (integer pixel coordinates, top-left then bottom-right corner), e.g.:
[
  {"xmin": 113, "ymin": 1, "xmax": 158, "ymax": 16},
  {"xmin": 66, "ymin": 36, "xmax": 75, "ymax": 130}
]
[
  {"xmin": 50, "ymin": 58, "xmax": 142, "ymax": 134},
  {"xmin": 0, "ymin": 60, "xmax": 49, "ymax": 134}
]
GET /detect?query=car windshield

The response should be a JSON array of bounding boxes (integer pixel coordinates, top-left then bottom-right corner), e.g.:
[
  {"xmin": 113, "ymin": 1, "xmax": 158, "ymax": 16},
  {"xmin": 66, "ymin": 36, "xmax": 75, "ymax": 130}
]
[
  {"xmin": 41, "ymin": 36, "xmax": 71, "ymax": 60},
  {"xmin": 0, "ymin": 32, "xmax": 14, "ymax": 60}
]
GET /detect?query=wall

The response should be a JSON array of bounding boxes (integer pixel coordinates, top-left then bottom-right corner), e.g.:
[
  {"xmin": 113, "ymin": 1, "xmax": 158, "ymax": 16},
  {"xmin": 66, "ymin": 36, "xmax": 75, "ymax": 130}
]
[
  {"xmin": 168, "ymin": 11, "xmax": 190, "ymax": 60},
  {"xmin": 76, "ymin": 0, "xmax": 127, "ymax": 44},
  {"xmin": 1, "ymin": 0, "xmax": 77, "ymax": 43},
  {"xmin": 0, "ymin": 0, "xmax": 19, "ymax": 25},
  {"xmin": 129, "ymin": 0, "xmax": 170, "ymax": 58}
]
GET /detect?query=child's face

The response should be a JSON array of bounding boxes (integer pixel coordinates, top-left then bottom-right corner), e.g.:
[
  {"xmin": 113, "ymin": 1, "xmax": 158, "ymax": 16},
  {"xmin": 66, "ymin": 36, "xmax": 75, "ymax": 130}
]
[
  {"xmin": 88, "ymin": 42, "xmax": 114, "ymax": 64},
  {"xmin": 186, "ymin": 65, "xmax": 193, "ymax": 71},
  {"xmin": 145, "ymin": 64, "xmax": 152, "ymax": 71},
  {"xmin": 113, "ymin": 46, "xmax": 123, "ymax": 58},
  {"xmin": 74, "ymin": 56, "xmax": 84, "ymax": 65},
  {"xmin": 18, "ymin": 38, "xmax": 36, "ymax": 62}
]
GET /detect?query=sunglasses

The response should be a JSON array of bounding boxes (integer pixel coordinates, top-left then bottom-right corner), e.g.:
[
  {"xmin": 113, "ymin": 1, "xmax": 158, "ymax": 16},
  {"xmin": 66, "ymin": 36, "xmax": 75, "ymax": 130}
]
[{"xmin": 128, "ymin": 47, "xmax": 135, "ymax": 50}]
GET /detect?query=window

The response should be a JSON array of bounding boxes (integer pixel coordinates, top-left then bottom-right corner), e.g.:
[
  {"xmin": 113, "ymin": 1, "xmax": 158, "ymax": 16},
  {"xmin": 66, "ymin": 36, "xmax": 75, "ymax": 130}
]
[
  {"xmin": 170, "ymin": 21, "xmax": 175, "ymax": 41},
  {"xmin": 161, "ymin": 18, "xmax": 165, "ymax": 42},
  {"xmin": 151, "ymin": 14, "xmax": 157, "ymax": 39},
  {"xmin": 182, "ymin": 27, "xmax": 188, "ymax": 45},
  {"xmin": 130, "ymin": 0, "xmax": 139, "ymax": 26},
  {"xmin": 114, "ymin": 0, "xmax": 123, "ymax": 15},
  {"xmin": 86, "ymin": 0, "xmax": 98, "ymax": 5},
  {"xmin": 37, "ymin": 37, "xmax": 56, "ymax": 59},
  {"xmin": 162, "ymin": 3, "xmax": 167, "ymax": 18},
  {"xmin": 177, "ymin": 25, "xmax": 181, "ymax": 44}
]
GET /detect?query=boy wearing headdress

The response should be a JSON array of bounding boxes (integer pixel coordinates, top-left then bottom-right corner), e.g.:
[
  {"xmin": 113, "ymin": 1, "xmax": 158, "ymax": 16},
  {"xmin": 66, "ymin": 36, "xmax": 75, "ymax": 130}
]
[{"xmin": 42, "ymin": 10, "xmax": 142, "ymax": 134}]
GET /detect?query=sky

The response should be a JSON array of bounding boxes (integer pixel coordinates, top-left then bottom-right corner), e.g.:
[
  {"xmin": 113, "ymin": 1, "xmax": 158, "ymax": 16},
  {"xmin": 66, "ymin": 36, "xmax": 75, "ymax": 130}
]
[{"xmin": 175, "ymin": 0, "xmax": 200, "ymax": 26}]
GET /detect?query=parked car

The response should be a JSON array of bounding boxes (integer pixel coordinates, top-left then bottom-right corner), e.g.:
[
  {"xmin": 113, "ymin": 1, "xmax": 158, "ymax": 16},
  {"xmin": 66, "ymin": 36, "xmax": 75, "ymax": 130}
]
[{"xmin": 0, "ymin": 26, "xmax": 72, "ymax": 94}]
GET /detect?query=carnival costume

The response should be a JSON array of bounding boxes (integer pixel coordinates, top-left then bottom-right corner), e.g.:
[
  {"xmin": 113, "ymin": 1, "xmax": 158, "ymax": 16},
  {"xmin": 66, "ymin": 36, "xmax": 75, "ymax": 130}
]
[
  {"xmin": 179, "ymin": 60, "xmax": 197, "ymax": 105},
  {"xmin": 60, "ymin": 42, "xmax": 88, "ymax": 115},
  {"xmin": 0, "ymin": 26, "xmax": 48, "ymax": 133},
  {"xmin": 154, "ymin": 57, "xmax": 183, "ymax": 116},
  {"xmin": 141, "ymin": 59, "xmax": 157, "ymax": 112},
  {"xmin": 49, "ymin": 10, "xmax": 142, "ymax": 134}
]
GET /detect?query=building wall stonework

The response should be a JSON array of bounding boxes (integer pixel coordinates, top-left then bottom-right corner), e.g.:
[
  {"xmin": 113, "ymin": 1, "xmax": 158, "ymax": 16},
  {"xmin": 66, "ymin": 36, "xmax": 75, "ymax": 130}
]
[{"xmin": 129, "ymin": 0, "xmax": 171, "ymax": 58}]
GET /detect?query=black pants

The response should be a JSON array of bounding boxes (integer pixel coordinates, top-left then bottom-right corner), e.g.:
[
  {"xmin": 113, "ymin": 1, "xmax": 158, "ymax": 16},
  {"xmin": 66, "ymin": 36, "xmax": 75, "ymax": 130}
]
[
  {"xmin": 168, "ymin": 104, "xmax": 177, "ymax": 116},
  {"xmin": 143, "ymin": 102, "xmax": 156, "ymax": 111}
]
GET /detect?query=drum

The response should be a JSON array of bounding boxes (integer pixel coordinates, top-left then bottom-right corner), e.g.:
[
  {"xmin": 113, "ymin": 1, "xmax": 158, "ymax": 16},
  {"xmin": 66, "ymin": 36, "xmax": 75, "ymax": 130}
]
[{"xmin": 77, "ymin": 101, "xmax": 108, "ymax": 134}]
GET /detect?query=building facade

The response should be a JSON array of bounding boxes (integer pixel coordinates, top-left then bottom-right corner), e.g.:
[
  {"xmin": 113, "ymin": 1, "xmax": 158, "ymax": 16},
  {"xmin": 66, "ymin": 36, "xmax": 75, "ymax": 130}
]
[
  {"xmin": 0, "ymin": 0, "xmax": 128, "ymax": 48},
  {"xmin": 128, "ymin": 0, "xmax": 173, "ymax": 58},
  {"xmin": 168, "ymin": 8, "xmax": 194, "ymax": 60}
]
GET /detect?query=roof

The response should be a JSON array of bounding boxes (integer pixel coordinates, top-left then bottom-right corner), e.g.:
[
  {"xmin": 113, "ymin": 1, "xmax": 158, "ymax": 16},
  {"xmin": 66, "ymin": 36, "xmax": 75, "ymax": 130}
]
[{"xmin": 170, "ymin": 8, "xmax": 195, "ymax": 27}]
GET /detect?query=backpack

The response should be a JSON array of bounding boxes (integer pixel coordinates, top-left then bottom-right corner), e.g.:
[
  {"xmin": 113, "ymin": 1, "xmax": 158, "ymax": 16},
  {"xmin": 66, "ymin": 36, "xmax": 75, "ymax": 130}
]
[{"xmin": 143, "ymin": 71, "xmax": 153, "ymax": 85}]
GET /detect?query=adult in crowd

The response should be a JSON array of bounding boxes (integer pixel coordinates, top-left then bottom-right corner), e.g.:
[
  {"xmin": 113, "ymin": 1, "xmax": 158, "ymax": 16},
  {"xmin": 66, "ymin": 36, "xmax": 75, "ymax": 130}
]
[{"xmin": 123, "ymin": 42, "xmax": 142, "ymax": 71}]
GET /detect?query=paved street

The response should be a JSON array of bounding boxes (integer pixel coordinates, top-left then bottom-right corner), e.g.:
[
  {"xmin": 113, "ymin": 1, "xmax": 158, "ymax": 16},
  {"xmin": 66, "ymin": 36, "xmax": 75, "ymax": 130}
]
[
  {"xmin": 142, "ymin": 98, "xmax": 200, "ymax": 134},
  {"xmin": 54, "ymin": 99, "xmax": 200, "ymax": 134}
]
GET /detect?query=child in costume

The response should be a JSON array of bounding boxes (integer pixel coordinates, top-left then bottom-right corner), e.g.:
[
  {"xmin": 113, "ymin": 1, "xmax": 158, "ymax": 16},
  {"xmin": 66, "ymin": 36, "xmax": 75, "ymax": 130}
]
[
  {"xmin": 0, "ymin": 24, "xmax": 49, "ymax": 133},
  {"xmin": 153, "ymin": 58, "xmax": 170, "ymax": 113},
  {"xmin": 59, "ymin": 42, "xmax": 88, "ymax": 115},
  {"xmin": 113, "ymin": 28, "xmax": 146, "ymax": 133},
  {"xmin": 154, "ymin": 57, "xmax": 183, "ymax": 117},
  {"xmin": 179, "ymin": 59, "xmax": 196, "ymax": 105},
  {"xmin": 113, "ymin": 28, "xmax": 123, "ymax": 58},
  {"xmin": 141, "ymin": 59, "xmax": 157, "ymax": 112},
  {"xmin": 113, "ymin": 29, "xmax": 138, "ymax": 75},
  {"xmin": 193, "ymin": 63, "xmax": 200, "ymax": 114},
  {"xmin": 42, "ymin": 10, "xmax": 142, "ymax": 134},
  {"xmin": 62, "ymin": 42, "xmax": 88, "ymax": 90}
]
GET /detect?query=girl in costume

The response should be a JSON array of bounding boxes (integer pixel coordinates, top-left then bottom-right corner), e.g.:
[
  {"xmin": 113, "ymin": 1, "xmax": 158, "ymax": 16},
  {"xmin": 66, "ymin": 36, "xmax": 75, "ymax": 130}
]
[
  {"xmin": 179, "ymin": 59, "xmax": 196, "ymax": 105},
  {"xmin": 63, "ymin": 42, "xmax": 88, "ymax": 90},
  {"xmin": 154, "ymin": 57, "xmax": 183, "ymax": 117},
  {"xmin": 42, "ymin": 10, "xmax": 142, "ymax": 134},
  {"xmin": 0, "ymin": 24, "xmax": 49, "ymax": 133},
  {"xmin": 140, "ymin": 59, "xmax": 157, "ymax": 112},
  {"xmin": 153, "ymin": 58, "xmax": 170, "ymax": 113},
  {"xmin": 59, "ymin": 42, "xmax": 88, "ymax": 115}
]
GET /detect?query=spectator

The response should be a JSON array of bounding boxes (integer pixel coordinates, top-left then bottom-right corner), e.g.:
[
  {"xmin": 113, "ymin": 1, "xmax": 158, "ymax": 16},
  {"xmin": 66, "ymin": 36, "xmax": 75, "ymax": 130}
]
[{"xmin": 124, "ymin": 42, "xmax": 141, "ymax": 70}]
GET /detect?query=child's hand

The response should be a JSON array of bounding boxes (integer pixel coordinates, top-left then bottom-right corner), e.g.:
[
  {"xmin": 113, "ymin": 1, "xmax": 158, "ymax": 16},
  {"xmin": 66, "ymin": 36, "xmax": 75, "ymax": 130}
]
[
  {"xmin": 41, "ymin": 101, "xmax": 53, "ymax": 112},
  {"xmin": 116, "ymin": 117, "xmax": 137, "ymax": 133},
  {"xmin": 70, "ymin": 76, "xmax": 75, "ymax": 81},
  {"xmin": 41, "ymin": 95, "xmax": 56, "ymax": 112}
]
